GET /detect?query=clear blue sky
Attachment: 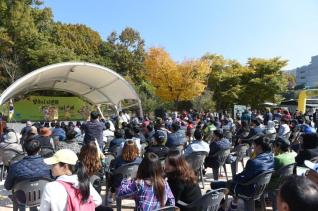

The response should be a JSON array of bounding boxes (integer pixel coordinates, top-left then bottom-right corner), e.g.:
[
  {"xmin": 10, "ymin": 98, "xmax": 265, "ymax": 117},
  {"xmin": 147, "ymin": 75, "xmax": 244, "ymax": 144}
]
[{"xmin": 44, "ymin": 0, "xmax": 318, "ymax": 70}]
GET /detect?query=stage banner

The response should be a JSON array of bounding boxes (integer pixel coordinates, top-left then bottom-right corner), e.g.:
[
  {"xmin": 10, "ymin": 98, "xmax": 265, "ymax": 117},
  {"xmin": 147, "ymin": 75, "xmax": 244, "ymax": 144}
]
[{"xmin": 11, "ymin": 96, "xmax": 92, "ymax": 121}]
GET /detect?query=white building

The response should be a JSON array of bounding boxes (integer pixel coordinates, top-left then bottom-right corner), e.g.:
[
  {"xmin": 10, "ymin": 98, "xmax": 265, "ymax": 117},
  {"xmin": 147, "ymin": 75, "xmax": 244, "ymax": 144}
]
[{"xmin": 296, "ymin": 55, "xmax": 318, "ymax": 88}]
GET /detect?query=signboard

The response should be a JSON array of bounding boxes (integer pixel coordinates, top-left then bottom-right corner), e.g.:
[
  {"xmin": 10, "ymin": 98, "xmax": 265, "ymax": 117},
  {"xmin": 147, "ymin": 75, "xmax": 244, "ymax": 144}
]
[
  {"xmin": 8, "ymin": 96, "xmax": 92, "ymax": 121},
  {"xmin": 234, "ymin": 105, "xmax": 247, "ymax": 119}
]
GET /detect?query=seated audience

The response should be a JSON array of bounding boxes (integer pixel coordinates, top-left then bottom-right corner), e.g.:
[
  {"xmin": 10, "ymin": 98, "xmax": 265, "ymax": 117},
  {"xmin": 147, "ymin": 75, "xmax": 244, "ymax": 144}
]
[
  {"xmin": 165, "ymin": 150, "xmax": 201, "ymax": 211},
  {"xmin": 56, "ymin": 129, "xmax": 81, "ymax": 154},
  {"xmin": 0, "ymin": 130, "xmax": 23, "ymax": 152},
  {"xmin": 108, "ymin": 129, "xmax": 125, "ymax": 152},
  {"xmin": 117, "ymin": 152, "xmax": 175, "ymax": 210},
  {"xmin": 34, "ymin": 127, "xmax": 54, "ymax": 148},
  {"xmin": 295, "ymin": 133, "xmax": 318, "ymax": 165},
  {"xmin": 52, "ymin": 122, "xmax": 66, "ymax": 142},
  {"xmin": 5, "ymin": 139, "xmax": 51, "ymax": 189},
  {"xmin": 166, "ymin": 122, "xmax": 186, "ymax": 148},
  {"xmin": 205, "ymin": 129, "xmax": 231, "ymax": 179},
  {"xmin": 277, "ymin": 176, "xmax": 318, "ymax": 211},
  {"xmin": 145, "ymin": 130, "xmax": 169, "ymax": 159},
  {"xmin": 40, "ymin": 149, "xmax": 102, "ymax": 210},
  {"xmin": 184, "ymin": 129, "xmax": 209, "ymax": 157},
  {"xmin": 211, "ymin": 136, "xmax": 274, "ymax": 211}
]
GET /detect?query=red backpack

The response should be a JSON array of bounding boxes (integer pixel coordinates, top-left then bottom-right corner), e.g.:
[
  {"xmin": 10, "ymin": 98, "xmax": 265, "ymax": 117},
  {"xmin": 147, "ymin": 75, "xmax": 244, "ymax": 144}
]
[{"xmin": 58, "ymin": 180, "xmax": 95, "ymax": 211}]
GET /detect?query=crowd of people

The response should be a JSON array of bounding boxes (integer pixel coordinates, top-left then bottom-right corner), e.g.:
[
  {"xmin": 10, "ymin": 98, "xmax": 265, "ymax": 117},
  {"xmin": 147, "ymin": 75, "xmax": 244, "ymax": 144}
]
[{"xmin": 0, "ymin": 108, "xmax": 318, "ymax": 211}]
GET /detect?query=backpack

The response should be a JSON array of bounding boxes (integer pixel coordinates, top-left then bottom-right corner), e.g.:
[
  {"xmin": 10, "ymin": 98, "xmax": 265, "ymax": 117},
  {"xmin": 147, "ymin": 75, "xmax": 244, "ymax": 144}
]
[{"xmin": 58, "ymin": 180, "xmax": 95, "ymax": 211}]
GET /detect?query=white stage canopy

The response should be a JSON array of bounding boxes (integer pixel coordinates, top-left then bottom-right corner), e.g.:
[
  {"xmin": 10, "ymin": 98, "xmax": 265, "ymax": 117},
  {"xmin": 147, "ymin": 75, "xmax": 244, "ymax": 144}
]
[{"xmin": 0, "ymin": 62, "xmax": 142, "ymax": 115}]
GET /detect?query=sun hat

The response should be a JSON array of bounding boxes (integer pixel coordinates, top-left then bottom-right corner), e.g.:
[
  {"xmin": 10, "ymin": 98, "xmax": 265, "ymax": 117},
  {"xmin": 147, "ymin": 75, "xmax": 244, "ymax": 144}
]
[
  {"xmin": 39, "ymin": 127, "xmax": 52, "ymax": 137},
  {"xmin": 30, "ymin": 126, "xmax": 38, "ymax": 135},
  {"xmin": 304, "ymin": 160, "xmax": 318, "ymax": 173},
  {"xmin": 4, "ymin": 131, "xmax": 19, "ymax": 143},
  {"xmin": 44, "ymin": 149, "xmax": 78, "ymax": 165}
]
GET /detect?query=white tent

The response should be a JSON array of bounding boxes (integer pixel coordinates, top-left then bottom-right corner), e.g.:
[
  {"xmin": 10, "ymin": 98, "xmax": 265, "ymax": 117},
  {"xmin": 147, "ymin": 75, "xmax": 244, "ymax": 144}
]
[{"xmin": 0, "ymin": 62, "xmax": 142, "ymax": 116}]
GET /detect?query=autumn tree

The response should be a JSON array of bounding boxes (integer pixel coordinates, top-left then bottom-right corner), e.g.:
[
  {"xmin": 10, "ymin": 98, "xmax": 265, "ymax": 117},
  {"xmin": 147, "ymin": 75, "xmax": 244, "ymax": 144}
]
[{"xmin": 144, "ymin": 48, "xmax": 210, "ymax": 104}]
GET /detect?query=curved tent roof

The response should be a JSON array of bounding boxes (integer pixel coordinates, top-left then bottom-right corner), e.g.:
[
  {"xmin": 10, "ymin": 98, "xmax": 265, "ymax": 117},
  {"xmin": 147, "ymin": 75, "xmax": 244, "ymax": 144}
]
[{"xmin": 0, "ymin": 62, "xmax": 141, "ymax": 108}]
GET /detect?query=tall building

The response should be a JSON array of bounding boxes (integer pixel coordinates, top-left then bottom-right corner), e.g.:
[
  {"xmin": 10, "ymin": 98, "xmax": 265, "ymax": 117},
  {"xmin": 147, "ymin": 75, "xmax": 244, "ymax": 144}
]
[{"xmin": 296, "ymin": 55, "xmax": 318, "ymax": 88}]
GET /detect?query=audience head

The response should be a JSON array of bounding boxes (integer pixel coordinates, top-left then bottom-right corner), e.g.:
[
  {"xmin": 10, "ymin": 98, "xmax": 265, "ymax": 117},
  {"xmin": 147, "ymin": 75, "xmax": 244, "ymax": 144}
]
[
  {"xmin": 274, "ymin": 137, "xmax": 290, "ymax": 154},
  {"xmin": 154, "ymin": 130, "xmax": 166, "ymax": 145},
  {"xmin": 277, "ymin": 176, "xmax": 318, "ymax": 211},
  {"xmin": 66, "ymin": 129, "xmax": 77, "ymax": 140},
  {"xmin": 121, "ymin": 140, "xmax": 139, "ymax": 161},
  {"xmin": 171, "ymin": 122, "xmax": 180, "ymax": 132},
  {"xmin": 24, "ymin": 139, "xmax": 41, "ymax": 156},
  {"xmin": 39, "ymin": 127, "xmax": 52, "ymax": 137},
  {"xmin": 165, "ymin": 150, "xmax": 197, "ymax": 185},
  {"xmin": 124, "ymin": 128, "xmax": 134, "ymax": 139},
  {"xmin": 253, "ymin": 136, "xmax": 271, "ymax": 154},
  {"xmin": 213, "ymin": 129, "xmax": 224, "ymax": 140},
  {"xmin": 136, "ymin": 152, "xmax": 165, "ymax": 206},
  {"xmin": 302, "ymin": 133, "xmax": 318, "ymax": 149},
  {"xmin": 114, "ymin": 129, "xmax": 124, "ymax": 138},
  {"xmin": 105, "ymin": 121, "xmax": 110, "ymax": 130},
  {"xmin": 194, "ymin": 129, "xmax": 203, "ymax": 141},
  {"xmin": 78, "ymin": 141, "xmax": 101, "ymax": 176}
]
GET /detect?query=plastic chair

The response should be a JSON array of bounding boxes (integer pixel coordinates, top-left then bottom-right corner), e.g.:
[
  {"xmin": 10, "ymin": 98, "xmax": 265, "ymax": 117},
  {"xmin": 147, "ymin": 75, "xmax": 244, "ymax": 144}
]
[
  {"xmin": 0, "ymin": 149, "xmax": 25, "ymax": 180},
  {"xmin": 231, "ymin": 144, "xmax": 249, "ymax": 176},
  {"xmin": 235, "ymin": 170, "xmax": 274, "ymax": 211},
  {"xmin": 153, "ymin": 206, "xmax": 179, "ymax": 211},
  {"xmin": 90, "ymin": 174, "xmax": 102, "ymax": 194},
  {"xmin": 12, "ymin": 178, "xmax": 52, "ymax": 211},
  {"xmin": 212, "ymin": 149, "xmax": 230, "ymax": 181},
  {"xmin": 178, "ymin": 188, "xmax": 225, "ymax": 211},
  {"xmin": 278, "ymin": 163, "xmax": 296, "ymax": 177},
  {"xmin": 108, "ymin": 163, "xmax": 139, "ymax": 211},
  {"xmin": 39, "ymin": 146, "xmax": 54, "ymax": 158},
  {"xmin": 185, "ymin": 151, "xmax": 208, "ymax": 189}
]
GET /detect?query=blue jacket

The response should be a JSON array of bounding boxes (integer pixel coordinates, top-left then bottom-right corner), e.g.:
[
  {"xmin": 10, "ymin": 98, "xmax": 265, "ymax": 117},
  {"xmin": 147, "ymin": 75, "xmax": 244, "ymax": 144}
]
[
  {"xmin": 166, "ymin": 130, "xmax": 186, "ymax": 147},
  {"xmin": 4, "ymin": 155, "xmax": 51, "ymax": 190},
  {"xmin": 83, "ymin": 120, "xmax": 106, "ymax": 146},
  {"xmin": 232, "ymin": 152, "xmax": 274, "ymax": 197},
  {"xmin": 52, "ymin": 127, "xmax": 66, "ymax": 141}
]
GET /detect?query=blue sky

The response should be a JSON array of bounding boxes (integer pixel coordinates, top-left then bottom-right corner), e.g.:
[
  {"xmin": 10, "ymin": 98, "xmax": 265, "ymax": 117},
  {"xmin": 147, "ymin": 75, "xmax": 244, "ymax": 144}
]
[{"xmin": 44, "ymin": 0, "xmax": 318, "ymax": 70}]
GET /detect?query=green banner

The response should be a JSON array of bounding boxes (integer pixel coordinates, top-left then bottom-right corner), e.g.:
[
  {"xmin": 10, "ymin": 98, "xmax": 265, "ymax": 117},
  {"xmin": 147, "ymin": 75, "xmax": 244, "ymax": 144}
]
[{"xmin": 10, "ymin": 96, "xmax": 92, "ymax": 121}]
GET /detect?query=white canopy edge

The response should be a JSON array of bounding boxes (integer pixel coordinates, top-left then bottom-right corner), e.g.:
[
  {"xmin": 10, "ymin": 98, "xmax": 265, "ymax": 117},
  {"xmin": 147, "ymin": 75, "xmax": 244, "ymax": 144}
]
[{"xmin": 0, "ymin": 62, "xmax": 142, "ymax": 115}]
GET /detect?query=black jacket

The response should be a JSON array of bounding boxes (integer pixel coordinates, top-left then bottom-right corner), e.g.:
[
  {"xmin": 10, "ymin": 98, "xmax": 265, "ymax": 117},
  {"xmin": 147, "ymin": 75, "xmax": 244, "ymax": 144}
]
[{"xmin": 167, "ymin": 176, "xmax": 202, "ymax": 211}]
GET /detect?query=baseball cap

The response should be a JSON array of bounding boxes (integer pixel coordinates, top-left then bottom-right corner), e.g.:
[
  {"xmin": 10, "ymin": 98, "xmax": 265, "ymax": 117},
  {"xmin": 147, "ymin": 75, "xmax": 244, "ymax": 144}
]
[
  {"xmin": 44, "ymin": 149, "xmax": 78, "ymax": 165},
  {"xmin": 154, "ymin": 130, "xmax": 166, "ymax": 141},
  {"xmin": 304, "ymin": 160, "xmax": 318, "ymax": 173}
]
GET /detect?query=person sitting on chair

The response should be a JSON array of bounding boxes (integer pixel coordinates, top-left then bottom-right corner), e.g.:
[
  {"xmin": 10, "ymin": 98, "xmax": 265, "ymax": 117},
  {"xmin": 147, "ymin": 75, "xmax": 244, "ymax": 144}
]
[
  {"xmin": 210, "ymin": 136, "xmax": 274, "ymax": 211},
  {"xmin": 184, "ymin": 129, "xmax": 209, "ymax": 157},
  {"xmin": 5, "ymin": 139, "xmax": 51, "ymax": 211},
  {"xmin": 145, "ymin": 130, "xmax": 169, "ymax": 159}
]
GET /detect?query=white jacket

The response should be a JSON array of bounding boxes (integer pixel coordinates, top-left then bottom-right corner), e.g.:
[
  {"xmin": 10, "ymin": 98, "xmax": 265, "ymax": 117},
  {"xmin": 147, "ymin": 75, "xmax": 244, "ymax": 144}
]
[{"xmin": 40, "ymin": 175, "xmax": 102, "ymax": 211}]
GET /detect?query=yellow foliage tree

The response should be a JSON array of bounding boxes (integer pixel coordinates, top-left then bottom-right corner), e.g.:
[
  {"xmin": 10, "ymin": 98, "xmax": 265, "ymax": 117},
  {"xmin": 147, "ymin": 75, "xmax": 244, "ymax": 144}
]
[{"xmin": 144, "ymin": 48, "xmax": 210, "ymax": 102}]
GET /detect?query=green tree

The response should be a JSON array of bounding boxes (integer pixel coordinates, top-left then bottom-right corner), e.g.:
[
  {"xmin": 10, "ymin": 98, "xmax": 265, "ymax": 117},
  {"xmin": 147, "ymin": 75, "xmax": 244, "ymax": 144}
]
[
  {"xmin": 104, "ymin": 27, "xmax": 146, "ymax": 83},
  {"xmin": 240, "ymin": 57, "xmax": 288, "ymax": 108}
]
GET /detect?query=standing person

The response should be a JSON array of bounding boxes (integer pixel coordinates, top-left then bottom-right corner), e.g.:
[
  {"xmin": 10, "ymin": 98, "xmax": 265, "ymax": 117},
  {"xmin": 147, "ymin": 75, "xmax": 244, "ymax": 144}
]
[
  {"xmin": 40, "ymin": 149, "xmax": 102, "ymax": 211},
  {"xmin": 117, "ymin": 152, "xmax": 175, "ymax": 211},
  {"xmin": 83, "ymin": 111, "xmax": 105, "ymax": 149},
  {"xmin": 264, "ymin": 108, "xmax": 273, "ymax": 125},
  {"xmin": 20, "ymin": 121, "xmax": 32, "ymax": 145},
  {"xmin": 165, "ymin": 150, "xmax": 202, "ymax": 211}
]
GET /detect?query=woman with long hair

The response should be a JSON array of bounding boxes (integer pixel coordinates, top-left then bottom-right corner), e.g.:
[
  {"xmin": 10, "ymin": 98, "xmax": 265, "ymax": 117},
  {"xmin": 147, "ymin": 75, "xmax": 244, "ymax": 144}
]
[
  {"xmin": 117, "ymin": 152, "xmax": 175, "ymax": 211},
  {"xmin": 165, "ymin": 150, "xmax": 201, "ymax": 211},
  {"xmin": 40, "ymin": 149, "xmax": 102, "ymax": 211},
  {"xmin": 79, "ymin": 141, "xmax": 102, "ymax": 176}
]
